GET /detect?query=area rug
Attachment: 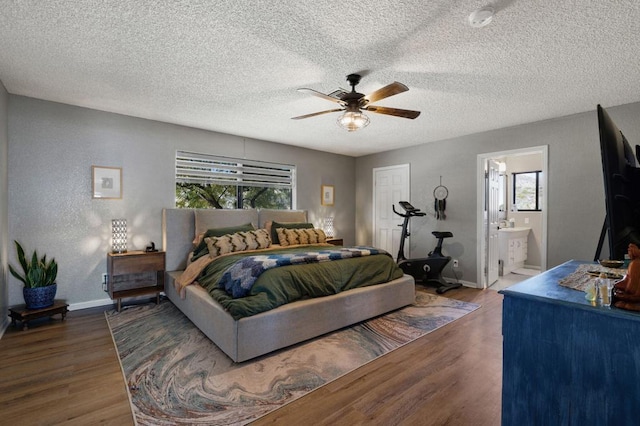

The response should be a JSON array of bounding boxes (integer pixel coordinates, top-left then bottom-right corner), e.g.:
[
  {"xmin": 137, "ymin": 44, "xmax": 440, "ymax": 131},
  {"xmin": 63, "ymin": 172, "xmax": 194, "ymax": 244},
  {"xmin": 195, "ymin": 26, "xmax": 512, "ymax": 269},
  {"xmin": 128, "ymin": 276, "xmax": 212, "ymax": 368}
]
[{"xmin": 106, "ymin": 291, "xmax": 479, "ymax": 426}]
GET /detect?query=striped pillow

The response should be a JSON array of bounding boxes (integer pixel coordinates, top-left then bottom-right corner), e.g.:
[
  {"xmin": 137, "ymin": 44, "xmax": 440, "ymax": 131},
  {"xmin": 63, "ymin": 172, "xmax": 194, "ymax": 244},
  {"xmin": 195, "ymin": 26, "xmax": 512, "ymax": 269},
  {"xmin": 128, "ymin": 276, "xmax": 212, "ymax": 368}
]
[
  {"xmin": 276, "ymin": 228, "xmax": 326, "ymax": 247},
  {"xmin": 205, "ymin": 229, "xmax": 271, "ymax": 258}
]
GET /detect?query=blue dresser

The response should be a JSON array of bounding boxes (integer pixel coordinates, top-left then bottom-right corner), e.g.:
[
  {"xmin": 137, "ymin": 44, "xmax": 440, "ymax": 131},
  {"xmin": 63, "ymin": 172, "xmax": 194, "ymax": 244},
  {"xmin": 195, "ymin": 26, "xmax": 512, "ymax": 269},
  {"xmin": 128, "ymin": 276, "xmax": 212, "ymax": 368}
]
[{"xmin": 500, "ymin": 260, "xmax": 640, "ymax": 425}]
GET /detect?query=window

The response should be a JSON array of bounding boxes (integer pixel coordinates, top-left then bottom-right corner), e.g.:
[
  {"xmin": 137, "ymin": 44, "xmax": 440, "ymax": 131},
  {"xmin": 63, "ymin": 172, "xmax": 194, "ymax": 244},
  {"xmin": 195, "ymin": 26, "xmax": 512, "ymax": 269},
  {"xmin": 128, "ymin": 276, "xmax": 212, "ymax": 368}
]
[
  {"xmin": 512, "ymin": 171, "xmax": 542, "ymax": 211},
  {"xmin": 175, "ymin": 151, "xmax": 295, "ymax": 209}
]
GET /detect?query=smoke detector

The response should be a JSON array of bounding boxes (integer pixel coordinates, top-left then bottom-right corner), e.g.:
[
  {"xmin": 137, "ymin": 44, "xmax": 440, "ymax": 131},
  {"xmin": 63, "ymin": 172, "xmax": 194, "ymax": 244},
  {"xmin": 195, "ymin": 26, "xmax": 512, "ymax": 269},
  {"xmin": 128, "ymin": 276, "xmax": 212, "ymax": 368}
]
[{"xmin": 469, "ymin": 6, "xmax": 495, "ymax": 28}]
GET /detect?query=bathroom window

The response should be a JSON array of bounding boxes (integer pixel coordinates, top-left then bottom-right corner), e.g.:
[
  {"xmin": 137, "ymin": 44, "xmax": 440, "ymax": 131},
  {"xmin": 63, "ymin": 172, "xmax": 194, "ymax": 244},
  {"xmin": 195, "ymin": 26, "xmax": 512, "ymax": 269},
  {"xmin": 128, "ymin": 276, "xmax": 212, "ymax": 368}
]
[{"xmin": 513, "ymin": 171, "xmax": 542, "ymax": 211}]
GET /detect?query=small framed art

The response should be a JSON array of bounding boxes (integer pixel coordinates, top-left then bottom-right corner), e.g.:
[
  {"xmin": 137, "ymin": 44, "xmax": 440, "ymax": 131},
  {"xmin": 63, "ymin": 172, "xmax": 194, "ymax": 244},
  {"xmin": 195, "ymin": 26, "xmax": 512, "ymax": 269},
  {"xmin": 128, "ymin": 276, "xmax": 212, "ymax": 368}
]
[
  {"xmin": 321, "ymin": 185, "xmax": 334, "ymax": 206},
  {"xmin": 92, "ymin": 166, "xmax": 122, "ymax": 199}
]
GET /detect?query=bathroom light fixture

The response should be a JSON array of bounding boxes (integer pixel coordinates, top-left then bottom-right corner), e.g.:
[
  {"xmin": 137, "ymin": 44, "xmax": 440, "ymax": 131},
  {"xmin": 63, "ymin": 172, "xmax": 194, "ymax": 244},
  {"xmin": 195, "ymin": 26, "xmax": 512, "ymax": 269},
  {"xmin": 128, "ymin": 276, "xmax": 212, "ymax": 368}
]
[
  {"xmin": 337, "ymin": 110, "xmax": 370, "ymax": 132},
  {"xmin": 111, "ymin": 218, "xmax": 127, "ymax": 253},
  {"xmin": 468, "ymin": 6, "xmax": 494, "ymax": 28}
]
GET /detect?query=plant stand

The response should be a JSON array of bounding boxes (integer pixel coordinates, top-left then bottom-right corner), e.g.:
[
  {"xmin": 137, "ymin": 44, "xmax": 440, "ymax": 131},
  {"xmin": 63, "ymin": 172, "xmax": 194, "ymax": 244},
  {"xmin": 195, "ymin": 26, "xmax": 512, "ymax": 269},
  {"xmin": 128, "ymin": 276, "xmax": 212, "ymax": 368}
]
[{"xmin": 8, "ymin": 299, "xmax": 69, "ymax": 330}]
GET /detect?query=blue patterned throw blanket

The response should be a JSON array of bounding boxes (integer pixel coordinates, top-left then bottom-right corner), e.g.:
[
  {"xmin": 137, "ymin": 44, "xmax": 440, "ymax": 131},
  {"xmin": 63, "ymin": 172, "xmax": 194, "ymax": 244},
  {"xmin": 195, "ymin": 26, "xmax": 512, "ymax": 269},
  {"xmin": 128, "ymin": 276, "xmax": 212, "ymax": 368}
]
[{"xmin": 219, "ymin": 246, "xmax": 387, "ymax": 298}]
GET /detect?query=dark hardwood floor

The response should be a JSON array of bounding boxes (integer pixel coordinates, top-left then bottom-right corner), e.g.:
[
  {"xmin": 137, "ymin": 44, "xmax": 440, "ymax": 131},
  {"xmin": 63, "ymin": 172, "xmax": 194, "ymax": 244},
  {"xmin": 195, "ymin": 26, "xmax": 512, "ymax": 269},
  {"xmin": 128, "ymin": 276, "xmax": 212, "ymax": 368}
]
[
  {"xmin": 0, "ymin": 306, "xmax": 134, "ymax": 425},
  {"xmin": 254, "ymin": 287, "xmax": 503, "ymax": 425},
  {"xmin": 0, "ymin": 287, "xmax": 503, "ymax": 425}
]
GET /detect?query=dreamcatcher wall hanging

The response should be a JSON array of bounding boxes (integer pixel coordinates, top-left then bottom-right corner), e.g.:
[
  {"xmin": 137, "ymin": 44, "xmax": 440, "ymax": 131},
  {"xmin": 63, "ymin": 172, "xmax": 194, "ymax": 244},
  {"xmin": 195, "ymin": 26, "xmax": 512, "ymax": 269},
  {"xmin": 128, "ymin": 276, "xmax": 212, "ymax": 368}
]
[{"xmin": 433, "ymin": 177, "xmax": 448, "ymax": 220}]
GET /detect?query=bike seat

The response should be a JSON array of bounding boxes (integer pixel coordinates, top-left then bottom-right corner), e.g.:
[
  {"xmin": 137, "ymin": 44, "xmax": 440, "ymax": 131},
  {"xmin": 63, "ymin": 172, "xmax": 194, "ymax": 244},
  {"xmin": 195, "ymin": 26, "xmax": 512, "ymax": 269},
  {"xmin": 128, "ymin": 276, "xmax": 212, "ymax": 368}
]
[{"xmin": 432, "ymin": 231, "xmax": 453, "ymax": 239}]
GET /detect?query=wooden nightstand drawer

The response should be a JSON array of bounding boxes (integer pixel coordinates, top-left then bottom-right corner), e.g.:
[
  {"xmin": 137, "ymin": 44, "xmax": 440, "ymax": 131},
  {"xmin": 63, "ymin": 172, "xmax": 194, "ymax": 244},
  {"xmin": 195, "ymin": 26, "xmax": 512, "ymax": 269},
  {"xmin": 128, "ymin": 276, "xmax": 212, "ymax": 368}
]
[
  {"xmin": 107, "ymin": 251, "xmax": 165, "ymax": 311},
  {"xmin": 108, "ymin": 251, "xmax": 164, "ymax": 274}
]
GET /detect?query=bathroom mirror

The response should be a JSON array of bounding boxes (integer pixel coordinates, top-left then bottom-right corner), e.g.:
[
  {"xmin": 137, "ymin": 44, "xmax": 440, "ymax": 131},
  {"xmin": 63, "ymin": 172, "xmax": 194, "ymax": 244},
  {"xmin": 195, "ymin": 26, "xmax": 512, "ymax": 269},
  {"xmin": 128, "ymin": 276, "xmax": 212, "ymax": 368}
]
[{"xmin": 498, "ymin": 173, "xmax": 507, "ymax": 219}]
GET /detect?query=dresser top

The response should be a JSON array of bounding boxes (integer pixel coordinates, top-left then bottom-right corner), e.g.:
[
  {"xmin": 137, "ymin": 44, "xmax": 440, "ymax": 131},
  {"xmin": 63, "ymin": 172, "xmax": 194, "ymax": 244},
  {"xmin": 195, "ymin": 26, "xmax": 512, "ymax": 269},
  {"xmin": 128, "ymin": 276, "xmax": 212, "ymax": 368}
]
[{"xmin": 500, "ymin": 259, "xmax": 640, "ymax": 321}]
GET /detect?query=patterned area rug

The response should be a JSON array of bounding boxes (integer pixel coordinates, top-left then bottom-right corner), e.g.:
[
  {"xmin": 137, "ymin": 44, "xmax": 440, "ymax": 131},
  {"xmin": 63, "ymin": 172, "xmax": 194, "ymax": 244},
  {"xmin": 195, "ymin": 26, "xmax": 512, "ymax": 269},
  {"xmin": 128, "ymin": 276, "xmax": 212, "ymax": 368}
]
[{"xmin": 106, "ymin": 291, "xmax": 479, "ymax": 425}]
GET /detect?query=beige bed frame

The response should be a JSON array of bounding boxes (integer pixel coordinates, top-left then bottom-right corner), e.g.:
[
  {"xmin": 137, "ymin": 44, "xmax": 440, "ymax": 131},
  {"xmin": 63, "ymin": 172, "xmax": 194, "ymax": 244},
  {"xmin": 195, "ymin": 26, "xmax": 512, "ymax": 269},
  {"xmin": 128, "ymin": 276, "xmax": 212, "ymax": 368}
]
[{"xmin": 162, "ymin": 208, "xmax": 415, "ymax": 362}]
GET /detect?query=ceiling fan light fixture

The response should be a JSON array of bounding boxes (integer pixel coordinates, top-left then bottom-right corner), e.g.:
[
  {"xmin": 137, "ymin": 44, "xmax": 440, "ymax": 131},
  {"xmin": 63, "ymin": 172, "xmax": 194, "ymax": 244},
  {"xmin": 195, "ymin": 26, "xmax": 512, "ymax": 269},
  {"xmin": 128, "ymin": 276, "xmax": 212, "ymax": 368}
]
[
  {"xmin": 293, "ymin": 74, "xmax": 419, "ymax": 127},
  {"xmin": 468, "ymin": 6, "xmax": 494, "ymax": 28},
  {"xmin": 337, "ymin": 111, "xmax": 370, "ymax": 132}
]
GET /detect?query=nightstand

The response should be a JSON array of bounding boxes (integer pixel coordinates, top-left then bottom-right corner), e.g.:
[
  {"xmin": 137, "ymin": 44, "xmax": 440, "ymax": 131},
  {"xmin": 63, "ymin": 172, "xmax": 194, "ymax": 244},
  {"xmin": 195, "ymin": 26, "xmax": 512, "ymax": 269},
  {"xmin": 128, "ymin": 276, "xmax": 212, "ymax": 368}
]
[
  {"xmin": 107, "ymin": 251, "xmax": 165, "ymax": 312},
  {"xmin": 326, "ymin": 238, "xmax": 343, "ymax": 246}
]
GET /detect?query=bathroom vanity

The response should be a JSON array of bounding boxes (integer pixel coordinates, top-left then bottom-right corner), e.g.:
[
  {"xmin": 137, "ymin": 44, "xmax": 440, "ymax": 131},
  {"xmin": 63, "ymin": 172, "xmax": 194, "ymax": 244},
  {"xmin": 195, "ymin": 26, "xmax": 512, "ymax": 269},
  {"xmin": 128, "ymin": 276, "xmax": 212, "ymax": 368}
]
[{"xmin": 498, "ymin": 227, "xmax": 530, "ymax": 274}]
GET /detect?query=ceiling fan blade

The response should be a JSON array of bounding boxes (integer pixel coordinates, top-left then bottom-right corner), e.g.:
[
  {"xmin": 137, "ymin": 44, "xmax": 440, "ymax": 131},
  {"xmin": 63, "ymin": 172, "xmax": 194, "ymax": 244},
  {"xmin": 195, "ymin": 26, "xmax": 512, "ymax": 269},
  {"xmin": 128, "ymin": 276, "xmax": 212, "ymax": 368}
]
[
  {"xmin": 297, "ymin": 88, "xmax": 344, "ymax": 104},
  {"xmin": 365, "ymin": 105, "xmax": 421, "ymax": 119},
  {"xmin": 291, "ymin": 108, "xmax": 344, "ymax": 120},
  {"xmin": 365, "ymin": 82, "xmax": 409, "ymax": 104}
]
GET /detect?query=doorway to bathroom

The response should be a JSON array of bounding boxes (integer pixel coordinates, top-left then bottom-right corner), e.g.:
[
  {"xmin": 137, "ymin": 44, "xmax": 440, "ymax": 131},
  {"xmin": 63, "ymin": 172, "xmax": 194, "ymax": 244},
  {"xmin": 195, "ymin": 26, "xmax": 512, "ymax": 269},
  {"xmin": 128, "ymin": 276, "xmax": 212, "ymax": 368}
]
[{"xmin": 476, "ymin": 146, "xmax": 548, "ymax": 289}]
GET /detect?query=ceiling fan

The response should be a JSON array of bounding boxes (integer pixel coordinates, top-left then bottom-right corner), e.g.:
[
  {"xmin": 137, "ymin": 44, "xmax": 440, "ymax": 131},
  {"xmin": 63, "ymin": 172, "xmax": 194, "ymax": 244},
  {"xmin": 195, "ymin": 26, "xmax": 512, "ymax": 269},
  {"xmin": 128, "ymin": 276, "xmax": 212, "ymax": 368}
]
[{"xmin": 292, "ymin": 74, "xmax": 421, "ymax": 132}]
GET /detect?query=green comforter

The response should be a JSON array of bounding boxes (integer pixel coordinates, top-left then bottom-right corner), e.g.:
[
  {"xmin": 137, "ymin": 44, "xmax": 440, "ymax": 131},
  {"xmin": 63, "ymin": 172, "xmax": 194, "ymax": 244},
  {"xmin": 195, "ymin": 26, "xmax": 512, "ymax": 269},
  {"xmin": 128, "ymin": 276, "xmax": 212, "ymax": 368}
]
[{"xmin": 197, "ymin": 245, "xmax": 404, "ymax": 319}]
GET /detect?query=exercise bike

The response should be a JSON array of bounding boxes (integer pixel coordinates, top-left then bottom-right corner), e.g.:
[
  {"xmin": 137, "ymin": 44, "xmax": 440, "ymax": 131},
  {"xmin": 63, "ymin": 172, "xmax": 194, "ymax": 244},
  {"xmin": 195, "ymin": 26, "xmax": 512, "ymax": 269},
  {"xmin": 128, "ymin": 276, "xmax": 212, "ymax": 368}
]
[{"xmin": 392, "ymin": 201, "xmax": 462, "ymax": 294}]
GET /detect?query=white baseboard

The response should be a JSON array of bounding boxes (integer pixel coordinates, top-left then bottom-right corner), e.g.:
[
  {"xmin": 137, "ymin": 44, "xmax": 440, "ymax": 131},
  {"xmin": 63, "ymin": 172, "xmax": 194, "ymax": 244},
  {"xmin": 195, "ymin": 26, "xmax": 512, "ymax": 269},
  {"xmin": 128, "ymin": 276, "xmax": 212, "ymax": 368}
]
[
  {"xmin": 69, "ymin": 298, "xmax": 114, "ymax": 311},
  {"xmin": 459, "ymin": 279, "xmax": 479, "ymax": 288}
]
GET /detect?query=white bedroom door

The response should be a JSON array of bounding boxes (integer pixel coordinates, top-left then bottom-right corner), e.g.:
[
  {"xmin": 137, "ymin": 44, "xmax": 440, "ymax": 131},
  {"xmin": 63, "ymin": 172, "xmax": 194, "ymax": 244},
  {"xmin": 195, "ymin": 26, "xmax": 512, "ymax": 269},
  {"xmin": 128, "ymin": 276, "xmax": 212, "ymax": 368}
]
[
  {"xmin": 373, "ymin": 164, "xmax": 410, "ymax": 259},
  {"xmin": 487, "ymin": 159, "xmax": 500, "ymax": 286}
]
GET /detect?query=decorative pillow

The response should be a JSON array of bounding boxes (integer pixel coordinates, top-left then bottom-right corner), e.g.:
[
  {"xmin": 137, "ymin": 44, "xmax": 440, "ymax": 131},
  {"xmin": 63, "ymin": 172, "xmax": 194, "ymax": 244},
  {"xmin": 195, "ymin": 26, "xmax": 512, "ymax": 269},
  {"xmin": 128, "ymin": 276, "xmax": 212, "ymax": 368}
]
[
  {"xmin": 302, "ymin": 228, "xmax": 326, "ymax": 244},
  {"xmin": 270, "ymin": 221, "xmax": 314, "ymax": 243},
  {"xmin": 192, "ymin": 223, "xmax": 255, "ymax": 260},
  {"xmin": 205, "ymin": 234, "xmax": 235, "ymax": 258},
  {"xmin": 251, "ymin": 229, "xmax": 272, "ymax": 249},
  {"xmin": 205, "ymin": 229, "xmax": 271, "ymax": 258},
  {"xmin": 263, "ymin": 220, "xmax": 273, "ymax": 239},
  {"xmin": 276, "ymin": 228, "xmax": 326, "ymax": 247},
  {"xmin": 231, "ymin": 229, "xmax": 271, "ymax": 251}
]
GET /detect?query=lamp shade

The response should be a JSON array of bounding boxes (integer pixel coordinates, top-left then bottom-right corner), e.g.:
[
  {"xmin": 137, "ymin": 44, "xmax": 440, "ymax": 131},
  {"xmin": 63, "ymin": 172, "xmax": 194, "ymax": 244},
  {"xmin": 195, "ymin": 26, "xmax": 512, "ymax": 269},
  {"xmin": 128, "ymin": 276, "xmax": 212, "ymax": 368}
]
[
  {"xmin": 337, "ymin": 111, "xmax": 370, "ymax": 132},
  {"xmin": 111, "ymin": 219, "xmax": 127, "ymax": 253},
  {"xmin": 323, "ymin": 217, "xmax": 335, "ymax": 238}
]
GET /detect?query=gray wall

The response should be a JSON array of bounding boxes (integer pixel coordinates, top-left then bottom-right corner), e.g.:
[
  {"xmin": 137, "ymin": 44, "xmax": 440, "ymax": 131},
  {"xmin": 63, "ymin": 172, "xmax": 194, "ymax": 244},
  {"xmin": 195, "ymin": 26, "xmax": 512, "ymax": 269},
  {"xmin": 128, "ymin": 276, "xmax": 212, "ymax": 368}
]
[
  {"xmin": 7, "ymin": 96, "xmax": 355, "ymax": 308},
  {"xmin": 7, "ymin": 94, "xmax": 640, "ymax": 305},
  {"xmin": 0, "ymin": 81, "xmax": 8, "ymax": 330},
  {"xmin": 356, "ymin": 102, "xmax": 640, "ymax": 284}
]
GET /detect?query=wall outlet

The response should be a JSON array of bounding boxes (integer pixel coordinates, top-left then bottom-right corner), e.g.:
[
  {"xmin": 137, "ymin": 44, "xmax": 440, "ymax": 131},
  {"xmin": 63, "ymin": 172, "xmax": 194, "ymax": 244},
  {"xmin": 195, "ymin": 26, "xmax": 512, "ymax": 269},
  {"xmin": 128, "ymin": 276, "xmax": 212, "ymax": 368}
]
[
  {"xmin": 453, "ymin": 259, "xmax": 459, "ymax": 268},
  {"xmin": 525, "ymin": 217, "xmax": 530, "ymax": 224}
]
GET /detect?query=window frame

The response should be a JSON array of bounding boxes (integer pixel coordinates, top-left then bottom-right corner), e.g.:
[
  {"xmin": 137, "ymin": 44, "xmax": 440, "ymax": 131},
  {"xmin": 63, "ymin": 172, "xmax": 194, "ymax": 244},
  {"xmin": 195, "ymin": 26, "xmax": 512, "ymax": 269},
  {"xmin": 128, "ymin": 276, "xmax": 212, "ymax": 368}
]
[
  {"xmin": 512, "ymin": 170, "xmax": 542, "ymax": 212},
  {"xmin": 175, "ymin": 150, "xmax": 296, "ymax": 210}
]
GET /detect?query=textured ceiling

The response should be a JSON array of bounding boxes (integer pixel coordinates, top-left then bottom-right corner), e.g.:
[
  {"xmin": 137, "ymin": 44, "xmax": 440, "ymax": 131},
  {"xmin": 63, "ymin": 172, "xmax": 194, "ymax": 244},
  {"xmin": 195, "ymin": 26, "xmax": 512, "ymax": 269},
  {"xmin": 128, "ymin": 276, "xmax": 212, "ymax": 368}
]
[{"xmin": 1, "ymin": 1, "xmax": 640, "ymax": 157}]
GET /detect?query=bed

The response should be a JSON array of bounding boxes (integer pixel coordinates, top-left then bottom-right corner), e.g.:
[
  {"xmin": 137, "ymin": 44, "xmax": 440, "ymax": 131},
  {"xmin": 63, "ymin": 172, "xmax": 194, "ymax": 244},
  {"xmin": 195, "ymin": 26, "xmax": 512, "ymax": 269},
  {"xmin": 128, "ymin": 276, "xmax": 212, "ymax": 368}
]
[{"xmin": 162, "ymin": 208, "xmax": 415, "ymax": 362}]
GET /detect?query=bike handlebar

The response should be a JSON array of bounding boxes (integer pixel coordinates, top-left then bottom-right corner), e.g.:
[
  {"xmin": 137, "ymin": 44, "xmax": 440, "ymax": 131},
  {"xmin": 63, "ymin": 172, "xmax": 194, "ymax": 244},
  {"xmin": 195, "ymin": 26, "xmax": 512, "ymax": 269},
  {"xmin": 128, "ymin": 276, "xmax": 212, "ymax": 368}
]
[{"xmin": 393, "ymin": 203, "xmax": 426, "ymax": 217}]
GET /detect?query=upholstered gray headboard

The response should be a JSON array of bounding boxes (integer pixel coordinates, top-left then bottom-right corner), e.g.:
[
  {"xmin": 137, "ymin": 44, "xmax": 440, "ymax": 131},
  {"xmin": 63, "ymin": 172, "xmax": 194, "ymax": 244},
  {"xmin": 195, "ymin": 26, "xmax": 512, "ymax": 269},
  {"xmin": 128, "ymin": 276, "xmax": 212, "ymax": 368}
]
[
  {"xmin": 257, "ymin": 208, "xmax": 307, "ymax": 228},
  {"xmin": 162, "ymin": 208, "xmax": 308, "ymax": 271},
  {"xmin": 162, "ymin": 209, "xmax": 195, "ymax": 272}
]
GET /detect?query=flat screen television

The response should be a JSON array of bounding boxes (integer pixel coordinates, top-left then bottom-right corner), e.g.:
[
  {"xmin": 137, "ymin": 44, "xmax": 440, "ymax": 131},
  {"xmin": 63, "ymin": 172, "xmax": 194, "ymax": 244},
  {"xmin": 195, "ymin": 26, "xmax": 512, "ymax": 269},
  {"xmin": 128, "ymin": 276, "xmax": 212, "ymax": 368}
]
[{"xmin": 597, "ymin": 104, "xmax": 640, "ymax": 260}]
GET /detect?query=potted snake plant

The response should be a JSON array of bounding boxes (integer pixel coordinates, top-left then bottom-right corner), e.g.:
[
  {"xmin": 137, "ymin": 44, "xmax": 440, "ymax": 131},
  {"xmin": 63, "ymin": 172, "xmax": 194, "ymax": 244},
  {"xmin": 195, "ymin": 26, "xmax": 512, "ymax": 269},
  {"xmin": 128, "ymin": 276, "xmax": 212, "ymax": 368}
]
[{"xmin": 9, "ymin": 241, "xmax": 58, "ymax": 309}]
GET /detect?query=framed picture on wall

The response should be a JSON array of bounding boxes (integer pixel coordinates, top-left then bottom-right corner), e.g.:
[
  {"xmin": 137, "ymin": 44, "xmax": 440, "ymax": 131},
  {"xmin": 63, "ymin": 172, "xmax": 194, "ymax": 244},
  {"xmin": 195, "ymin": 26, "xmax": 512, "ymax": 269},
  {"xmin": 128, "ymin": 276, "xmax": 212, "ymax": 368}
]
[
  {"xmin": 321, "ymin": 185, "xmax": 334, "ymax": 206},
  {"xmin": 92, "ymin": 166, "xmax": 122, "ymax": 199}
]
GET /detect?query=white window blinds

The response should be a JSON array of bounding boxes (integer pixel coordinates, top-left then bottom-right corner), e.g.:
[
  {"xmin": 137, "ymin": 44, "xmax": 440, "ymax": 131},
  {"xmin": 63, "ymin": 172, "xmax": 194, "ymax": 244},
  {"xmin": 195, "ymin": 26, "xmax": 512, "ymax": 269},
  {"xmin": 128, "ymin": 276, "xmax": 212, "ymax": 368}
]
[{"xmin": 176, "ymin": 150, "xmax": 295, "ymax": 189}]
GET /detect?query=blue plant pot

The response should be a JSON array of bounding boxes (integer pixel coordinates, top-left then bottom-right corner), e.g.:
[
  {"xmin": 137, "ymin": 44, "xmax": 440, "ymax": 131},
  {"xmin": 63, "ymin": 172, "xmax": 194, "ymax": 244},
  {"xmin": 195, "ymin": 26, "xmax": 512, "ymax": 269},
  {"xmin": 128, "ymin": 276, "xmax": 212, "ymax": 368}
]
[{"xmin": 23, "ymin": 284, "xmax": 57, "ymax": 310}]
